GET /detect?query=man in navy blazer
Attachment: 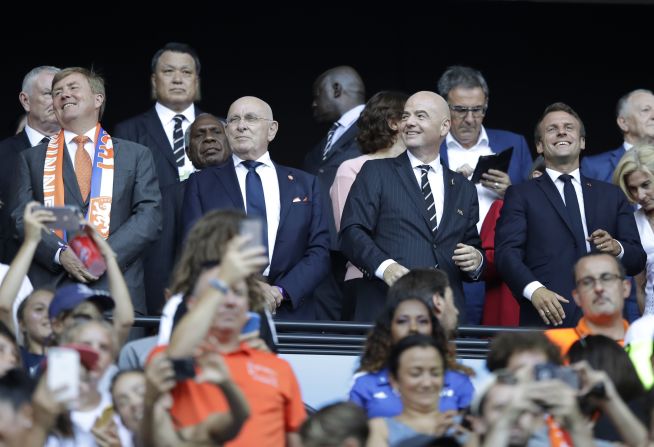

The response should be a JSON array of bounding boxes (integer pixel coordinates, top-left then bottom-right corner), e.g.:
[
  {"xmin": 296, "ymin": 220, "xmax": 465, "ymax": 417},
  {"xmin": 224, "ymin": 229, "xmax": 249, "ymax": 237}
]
[
  {"xmin": 182, "ymin": 96, "xmax": 330, "ymax": 320},
  {"xmin": 495, "ymin": 102, "xmax": 645, "ymax": 328},
  {"xmin": 581, "ymin": 89, "xmax": 654, "ymax": 182},
  {"xmin": 436, "ymin": 66, "xmax": 533, "ymax": 324},
  {"xmin": 340, "ymin": 91, "xmax": 485, "ymax": 322}
]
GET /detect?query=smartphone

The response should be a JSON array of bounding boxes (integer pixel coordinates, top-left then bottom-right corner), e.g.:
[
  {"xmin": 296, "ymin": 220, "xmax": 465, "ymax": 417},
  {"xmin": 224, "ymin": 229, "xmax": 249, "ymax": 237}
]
[
  {"xmin": 94, "ymin": 405, "xmax": 114, "ymax": 428},
  {"xmin": 47, "ymin": 347, "xmax": 80, "ymax": 402},
  {"xmin": 171, "ymin": 357, "xmax": 196, "ymax": 381},
  {"xmin": 241, "ymin": 311, "xmax": 261, "ymax": 335},
  {"xmin": 34, "ymin": 205, "xmax": 82, "ymax": 231},
  {"xmin": 239, "ymin": 217, "xmax": 264, "ymax": 250},
  {"xmin": 533, "ymin": 363, "xmax": 580, "ymax": 390}
]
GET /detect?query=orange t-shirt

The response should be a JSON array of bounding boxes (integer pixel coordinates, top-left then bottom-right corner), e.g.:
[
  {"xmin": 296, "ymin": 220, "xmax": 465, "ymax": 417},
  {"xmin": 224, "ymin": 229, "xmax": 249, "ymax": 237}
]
[
  {"xmin": 545, "ymin": 317, "xmax": 628, "ymax": 358},
  {"xmin": 150, "ymin": 344, "xmax": 306, "ymax": 447}
]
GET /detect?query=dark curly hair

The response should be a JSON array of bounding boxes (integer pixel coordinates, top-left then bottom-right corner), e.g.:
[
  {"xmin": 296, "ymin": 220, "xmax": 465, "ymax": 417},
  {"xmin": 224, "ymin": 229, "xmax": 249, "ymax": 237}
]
[
  {"xmin": 358, "ymin": 295, "xmax": 447, "ymax": 373},
  {"xmin": 169, "ymin": 209, "xmax": 264, "ymax": 312},
  {"xmin": 357, "ymin": 90, "xmax": 409, "ymax": 154}
]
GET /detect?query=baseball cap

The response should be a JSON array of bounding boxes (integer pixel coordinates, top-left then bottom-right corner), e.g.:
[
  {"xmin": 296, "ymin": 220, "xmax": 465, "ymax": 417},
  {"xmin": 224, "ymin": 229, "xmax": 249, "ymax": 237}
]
[{"xmin": 48, "ymin": 284, "xmax": 114, "ymax": 320}]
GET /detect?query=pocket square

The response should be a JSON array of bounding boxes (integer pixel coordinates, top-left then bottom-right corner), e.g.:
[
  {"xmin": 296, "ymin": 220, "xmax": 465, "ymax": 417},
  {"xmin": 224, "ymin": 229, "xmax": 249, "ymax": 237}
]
[
  {"xmin": 292, "ymin": 196, "xmax": 309, "ymax": 203},
  {"xmin": 292, "ymin": 197, "xmax": 302, "ymax": 203},
  {"xmin": 457, "ymin": 209, "xmax": 464, "ymax": 215}
]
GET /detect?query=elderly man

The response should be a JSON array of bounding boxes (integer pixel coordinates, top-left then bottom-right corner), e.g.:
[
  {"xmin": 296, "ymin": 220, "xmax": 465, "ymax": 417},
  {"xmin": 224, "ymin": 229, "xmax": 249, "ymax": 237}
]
[
  {"xmin": 546, "ymin": 253, "xmax": 632, "ymax": 355},
  {"xmin": 184, "ymin": 113, "xmax": 230, "ymax": 170},
  {"xmin": 340, "ymin": 91, "xmax": 484, "ymax": 322},
  {"xmin": 496, "ymin": 102, "xmax": 645, "ymax": 327},
  {"xmin": 0, "ymin": 66, "xmax": 60, "ymax": 263},
  {"xmin": 12, "ymin": 67, "xmax": 161, "ymax": 316},
  {"xmin": 182, "ymin": 96, "xmax": 330, "ymax": 320}
]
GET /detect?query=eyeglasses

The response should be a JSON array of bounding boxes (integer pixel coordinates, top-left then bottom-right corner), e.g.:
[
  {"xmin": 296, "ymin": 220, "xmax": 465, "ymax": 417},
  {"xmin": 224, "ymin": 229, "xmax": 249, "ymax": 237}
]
[
  {"xmin": 575, "ymin": 273, "xmax": 623, "ymax": 290},
  {"xmin": 226, "ymin": 114, "xmax": 273, "ymax": 127},
  {"xmin": 448, "ymin": 105, "xmax": 487, "ymax": 118}
]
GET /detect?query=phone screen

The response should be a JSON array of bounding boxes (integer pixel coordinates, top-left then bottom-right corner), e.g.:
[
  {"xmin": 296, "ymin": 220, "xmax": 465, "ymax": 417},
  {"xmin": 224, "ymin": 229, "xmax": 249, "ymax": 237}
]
[
  {"xmin": 171, "ymin": 358, "xmax": 196, "ymax": 381},
  {"xmin": 239, "ymin": 217, "xmax": 264, "ymax": 251},
  {"xmin": 241, "ymin": 311, "xmax": 261, "ymax": 335},
  {"xmin": 47, "ymin": 347, "xmax": 80, "ymax": 402},
  {"xmin": 35, "ymin": 205, "xmax": 82, "ymax": 231}
]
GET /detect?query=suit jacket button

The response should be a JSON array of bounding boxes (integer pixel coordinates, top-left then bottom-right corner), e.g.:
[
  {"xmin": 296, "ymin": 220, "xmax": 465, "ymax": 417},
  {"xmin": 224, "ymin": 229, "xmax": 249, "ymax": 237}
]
[
  {"xmin": 432, "ymin": 243, "xmax": 437, "ymax": 249},
  {"xmin": 318, "ymin": 169, "xmax": 324, "ymax": 174}
]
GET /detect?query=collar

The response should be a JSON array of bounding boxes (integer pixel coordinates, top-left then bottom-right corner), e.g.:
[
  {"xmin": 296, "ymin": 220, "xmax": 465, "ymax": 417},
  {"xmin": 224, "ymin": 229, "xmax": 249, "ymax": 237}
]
[
  {"xmin": 623, "ymin": 141, "xmax": 634, "ymax": 151},
  {"xmin": 545, "ymin": 167, "xmax": 581, "ymax": 184},
  {"xmin": 575, "ymin": 317, "xmax": 629, "ymax": 342},
  {"xmin": 232, "ymin": 151, "xmax": 273, "ymax": 168},
  {"xmin": 155, "ymin": 102, "xmax": 196, "ymax": 125},
  {"xmin": 336, "ymin": 104, "xmax": 365, "ymax": 128},
  {"xmin": 407, "ymin": 149, "xmax": 442, "ymax": 175},
  {"xmin": 24, "ymin": 124, "xmax": 51, "ymax": 146},
  {"xmin": 446, "ymin": 125, "xmax": 489, "ymax": 149},
  {"xmin": 64, "ymin": 126, "xmax": 97, "ymax": 146}
]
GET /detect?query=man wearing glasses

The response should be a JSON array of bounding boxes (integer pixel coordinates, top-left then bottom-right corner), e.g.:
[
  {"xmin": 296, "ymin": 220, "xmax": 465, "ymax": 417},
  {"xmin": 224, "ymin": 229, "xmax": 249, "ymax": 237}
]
[
  {"xmin": 182, "ymin": 96, "xmax": 330, "ymax": 320},
  {"xmin": 545, "ymin": 253, "xmax": 632, "ymax": 356},
  {"xmin": 436, "ymin": 65, "xmax": 534, "ymax": 324}
]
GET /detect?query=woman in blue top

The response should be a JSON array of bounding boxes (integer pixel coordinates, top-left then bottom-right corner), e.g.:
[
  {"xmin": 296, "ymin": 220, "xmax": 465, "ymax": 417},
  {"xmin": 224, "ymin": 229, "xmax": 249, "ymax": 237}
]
[{"xmin": 349, "ymin": 289, "xmax": 474, "ymax": 418}]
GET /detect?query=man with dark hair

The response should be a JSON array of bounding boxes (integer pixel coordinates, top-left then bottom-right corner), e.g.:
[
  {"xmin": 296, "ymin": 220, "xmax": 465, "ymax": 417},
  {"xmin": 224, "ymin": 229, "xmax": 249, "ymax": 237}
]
[
  {"xmin": 184, "ymin": 113, "xmax": 230, "ymax": 170},
  {"xmin": 496, "ymin": 102, "xmax": 645, "ymax": 327},
  {"xmin": 114, "ymin": 42, "xmax": 202, "ymax": 314},
  {"xmin": 436, "ymin": 65, "xmax": 533, "ymax": 325},
  {"xmin": 0, "ymin": 66, "xmax": 60, "ymax": 264},
  {"xmin": 486, "ymin": 331, "xmax": 562, "ymax": 372},
  {"xmin": 12, "ymin": 67, "xmax": 161, "ymax": 318}
]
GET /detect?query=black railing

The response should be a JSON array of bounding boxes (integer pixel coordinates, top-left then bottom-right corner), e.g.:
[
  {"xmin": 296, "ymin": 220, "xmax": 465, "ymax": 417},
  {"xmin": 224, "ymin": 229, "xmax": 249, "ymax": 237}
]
[{"xmin": 133, "ymin": 317, "xmax": 542, "ymax": 358}]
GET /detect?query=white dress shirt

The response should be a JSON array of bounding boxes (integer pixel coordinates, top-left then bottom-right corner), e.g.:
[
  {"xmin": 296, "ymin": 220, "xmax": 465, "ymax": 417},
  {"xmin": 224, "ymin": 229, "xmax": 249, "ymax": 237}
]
[
  {"xmin": 24, "ymin": 123, "xmax": 51, "ymax": 147},
  {"xmin": 233, "ymin": 152, "xmax": 281, "ymax": 276},
  {"xmin": 522, "ymin": 167, "xmax": 623, "ymax": 300},
  {"xmin": 329, "ymin": 104, "xmax": 365, "ymax": 147},
  {"xmin": 155, "ymin": 102, "xmax": 196, "ymax": 181},
  {"xmin": 445, "ymin": 126, "xmax": 498, "ymax": 231}
]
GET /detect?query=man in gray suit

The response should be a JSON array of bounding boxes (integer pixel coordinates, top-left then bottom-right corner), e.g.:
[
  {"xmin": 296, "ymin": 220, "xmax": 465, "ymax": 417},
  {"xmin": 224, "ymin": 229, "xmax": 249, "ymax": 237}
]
[
  {"xmin": 340, "ymin": 91, "xmax": 484, "ymax": 322},
  {"xmin": 12, "ymin": 67, "xmax": 162, "ymax": 315}
]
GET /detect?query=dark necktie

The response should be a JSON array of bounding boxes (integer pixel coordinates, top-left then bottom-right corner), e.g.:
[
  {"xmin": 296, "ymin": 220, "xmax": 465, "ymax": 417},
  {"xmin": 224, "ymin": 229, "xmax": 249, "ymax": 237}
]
[
  {"xmin": 322, "ymin": 122, "xmax": 340, "ymax": 159},
  {"xmin": 559, "ymin": 174, "xmax": 587, "ymax": 256},
  {"xmin": 419, "ymin": 165, "xmax": 438, "ymax": 234},
  {"xmin": 242, "ymin": 160, "xmax": 268, "ymax": 255},
  {"xmin": 39, "ymin": 136, "xmax": 50, "ymax": 145},
  {"xmin": 172, "ymin": 114, "xmax": 185, "ymax": 167}
]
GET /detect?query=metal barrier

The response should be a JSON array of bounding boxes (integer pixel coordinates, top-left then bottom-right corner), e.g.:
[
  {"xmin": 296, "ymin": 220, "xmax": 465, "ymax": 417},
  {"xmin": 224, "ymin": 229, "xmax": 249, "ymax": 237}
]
[{"xmin": 133, "ymin": 317, "xmax": 542, "ymax": 359}]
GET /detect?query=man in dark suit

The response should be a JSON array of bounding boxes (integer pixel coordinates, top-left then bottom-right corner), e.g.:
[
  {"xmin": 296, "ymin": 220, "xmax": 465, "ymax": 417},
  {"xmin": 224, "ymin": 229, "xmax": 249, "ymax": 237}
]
[
  {"xmin": 113, "ymin": 42, "xmax": 201, "ymax": 314},
  {"xmin": 12, "ymin": 67, "xmax": 162, "ymax": 315},
  {"xmin": 580, "ymin": 89, "xmax": 654, "ymax": 323},
  {"xmin": 436, "ymin": 65, "xmax": 533, "ymax": 324},
  {"xmin": 0, "ymin": 66, "xmax": 60, "ymax": 264},
  {"xmin": 495, "ymin": 102, "xmax": 645, "ymax": 328},
  {"xmin": 581, "ymin": 89, "xmax": 654, "ymax": 182},
  {"xmin": 182, "ymin": 96, "xmax": 330, "ymax": 320},
  {"xmin": 340, "ymin": 91, "xmax": 485, "ymax": 322},
  {"xmin": 303, "ymin": 65, "xmax": 365, "ymax": 320}
]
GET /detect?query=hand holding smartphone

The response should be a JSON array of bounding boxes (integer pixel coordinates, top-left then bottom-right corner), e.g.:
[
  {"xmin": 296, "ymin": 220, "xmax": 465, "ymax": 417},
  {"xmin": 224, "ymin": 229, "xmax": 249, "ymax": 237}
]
[
  {"xmin": 47, "ymin": 347, "xmax": 80, "ymax": 404},
  {"xmin": 241, "ymin": 311, "xmax": 261, "ymax": 335},
  {"xmin": 239, "ymin": 217, "xmax": 265, "ymax": 251},
  {"xmin": 34, "ymin": 205, "xmax": 83, "ymax": 232}
]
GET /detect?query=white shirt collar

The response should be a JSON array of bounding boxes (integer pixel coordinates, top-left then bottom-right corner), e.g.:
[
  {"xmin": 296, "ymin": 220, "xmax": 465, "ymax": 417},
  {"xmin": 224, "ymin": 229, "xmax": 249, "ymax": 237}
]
[
  {"xmin": 624, "ymin": 141, "xmax": 634, "ymax": 151},
  {"xmin": 336, "ymin": 104, "xmax": 365, "ymax": 128},
  {"xmin": 406, "ymin": 150, "xmax": 442, "ymax": 174},
  {"xmin": 445, "ymin": 125, "xmax": 489, "ymax": 149},
  {"xmin": 155, "ymin": 102, "xmax": 196, "ymax": 125},
  {"xmin": 64, "ymin": 127, "xmax": 97, "ymax": 146},
  {"xmin": 545, "ymin": 167, "xmax": 581, "ymax": 184},
  {"xmin": 24, "ymin": 123, "xmax": 50, "ymax": 147},
  {"xmin": 232, "ymin": 151, "xmax": 273, "ymax": 168}
]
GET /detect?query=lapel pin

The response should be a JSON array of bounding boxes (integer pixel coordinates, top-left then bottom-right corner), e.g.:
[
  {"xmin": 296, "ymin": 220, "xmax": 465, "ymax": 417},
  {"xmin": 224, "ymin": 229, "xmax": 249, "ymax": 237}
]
[
  {"xmin": 451, "ymin": 178, "xmax": 455, "ymax": 186},
  {"xmin": 586, "ymin": 182, "xmax": 592, "ymax": 187},
  {"xmin": 457, "ymin": 209, "xmax": 463, "ymax": 215},
  {"xmin": 303, "ymin": 196, "xmax": 309, "ymax": 202},
  {"xmin": 288, "ymin": 175, "xmax": 294, "ymax": 181}
]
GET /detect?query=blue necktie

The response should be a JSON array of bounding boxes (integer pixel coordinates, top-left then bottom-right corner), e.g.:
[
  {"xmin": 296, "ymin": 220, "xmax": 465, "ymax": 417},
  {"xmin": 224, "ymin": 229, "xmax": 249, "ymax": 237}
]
[
  {"xmin": 242, "ymin": 160, "xmax": 268, "ymax": 255},
  {"xmin": 559, "ymin": 174, "xmax": 587, "ymax": 257}
]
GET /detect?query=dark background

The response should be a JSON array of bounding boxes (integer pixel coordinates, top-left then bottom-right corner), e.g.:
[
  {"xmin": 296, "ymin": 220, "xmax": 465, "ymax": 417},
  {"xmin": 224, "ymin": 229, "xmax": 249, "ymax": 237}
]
[{"xmin": 1, "ymin": 1, "xmax": 652, "ymax": 167}]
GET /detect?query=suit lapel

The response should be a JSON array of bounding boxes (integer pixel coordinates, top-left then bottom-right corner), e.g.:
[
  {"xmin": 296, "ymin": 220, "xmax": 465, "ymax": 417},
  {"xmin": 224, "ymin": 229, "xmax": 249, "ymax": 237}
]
[
  {"xmin": 145, "ymin": 108, "xmax": 178, "ymax": 171},
  {"xmin": 609, "ymin": 145, "xmax": 627, "ymax": 174},
  {"xmin": 213, "ymin": 162, "xmax": 244, "ymax": 210},
  {"xmin": 581, "ymin": 175, "xmax": 597, "ymax": 241},
  {"xmin": 394, "ymin": 153, "xmax": 434, "ymax": 235},
  {"xmin": 276, "ymin": 164, "xmax": 294, "ymax": 230},
  {"xmin": 536, "ymin": 174, "xmax": 576, "ymax": 237},
  {"xmin": 436, "ymin": 168, "xmax": 457, "ymax": 237}
]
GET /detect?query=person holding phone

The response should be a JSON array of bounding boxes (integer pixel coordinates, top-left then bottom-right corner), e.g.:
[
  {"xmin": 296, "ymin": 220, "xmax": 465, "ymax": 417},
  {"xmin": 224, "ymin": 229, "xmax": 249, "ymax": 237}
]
[{"xmin": 12, "ymin": 67, "xmax": 161, "ymax": 318}]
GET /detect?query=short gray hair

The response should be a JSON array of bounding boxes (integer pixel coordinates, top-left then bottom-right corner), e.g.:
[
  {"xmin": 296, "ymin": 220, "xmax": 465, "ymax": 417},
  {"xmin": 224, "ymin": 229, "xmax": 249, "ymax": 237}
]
[
  {"xmin": 616, "ymin": 88, "xmax": 654, "ymax": 119},
  {"xmin": 437, "ymin": 65, "xmax": 489, "ymax": 102},
  {"xmin": 21, "ymin": 65, "xmax": 60, "ymax": 94}
]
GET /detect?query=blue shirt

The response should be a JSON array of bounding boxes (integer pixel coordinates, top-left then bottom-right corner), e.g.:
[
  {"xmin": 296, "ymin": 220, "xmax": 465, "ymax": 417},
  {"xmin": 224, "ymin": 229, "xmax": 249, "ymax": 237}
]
[{"xmin": 349, "ymin": 367, "xmax": 474, "ymax": 418}]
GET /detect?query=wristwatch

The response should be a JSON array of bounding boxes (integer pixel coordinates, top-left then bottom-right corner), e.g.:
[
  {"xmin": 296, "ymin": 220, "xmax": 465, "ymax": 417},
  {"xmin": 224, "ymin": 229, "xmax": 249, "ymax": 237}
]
[{"xmin": 208, "ymin": 278, "xmax": 230, "ymax": 294}]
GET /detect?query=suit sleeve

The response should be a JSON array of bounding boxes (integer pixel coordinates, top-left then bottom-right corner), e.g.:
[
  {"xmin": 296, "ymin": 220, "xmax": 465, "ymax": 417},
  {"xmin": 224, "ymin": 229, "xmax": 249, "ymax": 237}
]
[
  {"xmin": 339, "ymin": 162, "xmax": 389, "ymax": 276},
  {"xmin": 274, "ymin": 176, "xmax": 330, "ymax": 307},
  {"xmin": 494, "ymin": 185, "xmax": 537, "ymax": 298},
  {"xmin": 180, "ymin": 173, "xmax": 204, "ymax": 238},
  {"xmin": 106, "ymin": 144, "xmax": 162, "ymax": 270},
  {"xmin": 11, "ymin": 151, "xmax": 63, "ymax": 273},
  {"xmin": 613, "ymin": 191, "xmax": 647, "ymax": 276}
]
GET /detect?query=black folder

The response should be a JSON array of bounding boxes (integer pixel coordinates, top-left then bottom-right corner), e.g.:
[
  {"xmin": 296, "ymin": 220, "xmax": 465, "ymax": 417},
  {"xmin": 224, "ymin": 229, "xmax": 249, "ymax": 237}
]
[{"xmin": 470, "ymin": 147, "xmax": 513, "ymax": 183}]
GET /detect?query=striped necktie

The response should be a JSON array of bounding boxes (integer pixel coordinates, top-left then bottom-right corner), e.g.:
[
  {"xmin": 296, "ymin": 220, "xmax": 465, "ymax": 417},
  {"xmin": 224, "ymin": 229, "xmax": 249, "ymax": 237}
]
[
  {"xmin": 322, "ymin": 122, "xmax": 340, "ymax": 159},
  {"xmin": 419, "ymin": 165, "xmax": 438, "ymax": 234},
  {"xmin": 172, "ymin": 114, "xmax": 185, "ymax": 167}
]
